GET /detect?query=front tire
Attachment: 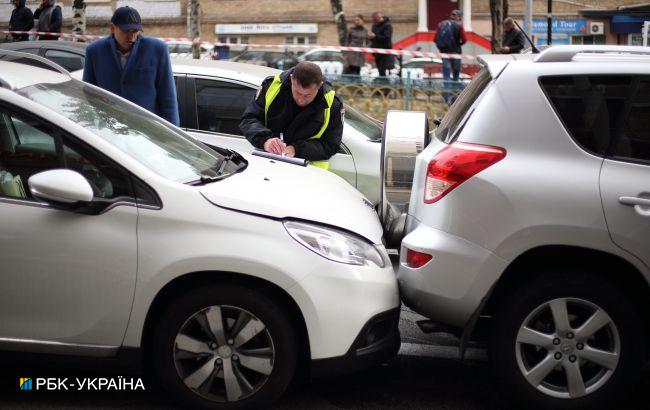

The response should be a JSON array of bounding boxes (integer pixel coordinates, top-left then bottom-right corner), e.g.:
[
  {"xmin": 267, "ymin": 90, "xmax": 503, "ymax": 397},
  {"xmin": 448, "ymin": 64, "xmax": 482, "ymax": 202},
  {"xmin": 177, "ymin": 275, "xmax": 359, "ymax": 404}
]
[
  {"xmin": 489, "ymin": 273, "xmax": 644, "ymax": 409},
  {"xmin": 152, "ymin": 284, "xmax": 298, "ymax": 409}
]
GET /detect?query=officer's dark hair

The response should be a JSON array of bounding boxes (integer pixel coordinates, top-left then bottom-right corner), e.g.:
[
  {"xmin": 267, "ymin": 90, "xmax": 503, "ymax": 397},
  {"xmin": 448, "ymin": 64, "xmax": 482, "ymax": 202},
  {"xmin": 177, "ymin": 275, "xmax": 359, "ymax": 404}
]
[{"xmin": 292, "ymin": 62, "xmax": 323, "ymax": 87}]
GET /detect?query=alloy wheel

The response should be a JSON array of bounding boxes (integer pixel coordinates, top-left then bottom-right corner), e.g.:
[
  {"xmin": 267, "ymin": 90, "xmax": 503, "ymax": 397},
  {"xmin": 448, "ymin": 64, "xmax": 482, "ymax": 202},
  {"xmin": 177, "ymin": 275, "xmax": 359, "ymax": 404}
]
[
  {"xmin": 514, "ymin": 297, "xmax": 620, "ymax": 399},
  {"xmin": 173, "ymin": 305, "xmax": 275, "ymax": 403}
]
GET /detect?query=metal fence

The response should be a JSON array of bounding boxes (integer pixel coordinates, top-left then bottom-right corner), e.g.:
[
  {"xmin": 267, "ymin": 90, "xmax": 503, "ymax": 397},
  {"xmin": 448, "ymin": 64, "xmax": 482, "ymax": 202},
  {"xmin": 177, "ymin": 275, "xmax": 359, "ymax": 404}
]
[{"xmin": 326, "ymin": 74, "xmax": 467, "ymax": 126}]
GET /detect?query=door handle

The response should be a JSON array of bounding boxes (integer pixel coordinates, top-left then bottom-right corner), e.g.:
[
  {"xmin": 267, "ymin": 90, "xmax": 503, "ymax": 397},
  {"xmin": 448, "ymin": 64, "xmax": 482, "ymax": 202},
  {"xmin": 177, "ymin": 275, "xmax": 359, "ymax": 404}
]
[{"xmin": 619, "ymin": 196, "xmax": 650, "ymax": 207}]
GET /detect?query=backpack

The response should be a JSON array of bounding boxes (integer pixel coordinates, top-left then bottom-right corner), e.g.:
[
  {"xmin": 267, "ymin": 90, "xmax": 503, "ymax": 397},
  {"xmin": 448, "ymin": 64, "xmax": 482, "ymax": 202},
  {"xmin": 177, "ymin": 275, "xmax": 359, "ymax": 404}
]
[{"xmin": 435, "ymin": 19, "xmax": 459, "ymax": 52}]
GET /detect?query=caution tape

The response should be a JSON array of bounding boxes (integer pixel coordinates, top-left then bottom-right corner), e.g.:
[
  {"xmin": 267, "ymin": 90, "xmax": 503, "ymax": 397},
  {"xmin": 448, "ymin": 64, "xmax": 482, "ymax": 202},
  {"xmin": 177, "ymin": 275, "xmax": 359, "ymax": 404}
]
[{"xmin": 2, "ymin": 30, "xmax": 475, "ymax": 60}]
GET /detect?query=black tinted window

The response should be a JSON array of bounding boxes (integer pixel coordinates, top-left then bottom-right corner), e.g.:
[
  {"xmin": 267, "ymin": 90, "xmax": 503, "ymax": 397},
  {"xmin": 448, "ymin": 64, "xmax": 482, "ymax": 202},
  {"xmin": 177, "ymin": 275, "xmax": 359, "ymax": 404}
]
[
  {"xmin": 194, "ymin": 79, "xmax": 256, "ymax": 136},
  {"xmin": 613, "ymin": 78, "xmax": 650, "ymax": 162},
  {"xmin": 44, "ymin": 49, "xmax": 84, "ymax": 72},
  {"xmin": 540, "ymin": 75, "xmax": 631, "ymax": 156},
  {"xmin": 438, "ymin": 67, "xmax": 491, "ymax": 143}
]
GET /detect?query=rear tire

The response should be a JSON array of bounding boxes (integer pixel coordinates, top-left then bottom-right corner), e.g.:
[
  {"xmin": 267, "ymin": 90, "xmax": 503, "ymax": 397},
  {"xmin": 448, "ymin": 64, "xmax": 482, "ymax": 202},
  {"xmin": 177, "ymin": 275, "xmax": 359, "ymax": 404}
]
[
  {"xmin": 152, "ymin": 284, "xmax": 298, "ymax": 409},
  {"xmin": 489, "ymin": 272, "xmax": 644, "ymax": 409}
]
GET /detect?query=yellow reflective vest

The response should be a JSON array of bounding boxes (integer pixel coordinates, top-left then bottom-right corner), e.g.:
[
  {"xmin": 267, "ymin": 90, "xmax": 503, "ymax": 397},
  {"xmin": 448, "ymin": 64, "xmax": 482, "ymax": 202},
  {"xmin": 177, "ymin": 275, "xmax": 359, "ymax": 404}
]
[{"xmin": 264, "ymin": 75, "xmax": 335, "ymax": 170}]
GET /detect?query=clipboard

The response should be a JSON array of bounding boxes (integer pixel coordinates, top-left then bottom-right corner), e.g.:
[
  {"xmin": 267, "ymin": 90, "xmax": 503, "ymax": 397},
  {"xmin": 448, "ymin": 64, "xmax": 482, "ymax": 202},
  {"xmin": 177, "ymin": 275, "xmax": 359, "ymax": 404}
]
[{"xmin": 251, "ymin": 149, "xmax": 308, "ymax": 167}]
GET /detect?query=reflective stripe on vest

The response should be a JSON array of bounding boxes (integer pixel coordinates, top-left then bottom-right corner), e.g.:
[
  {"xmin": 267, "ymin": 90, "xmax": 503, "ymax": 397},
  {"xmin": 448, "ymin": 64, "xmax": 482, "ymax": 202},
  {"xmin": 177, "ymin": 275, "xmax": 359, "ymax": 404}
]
[{"xmin": 263, "ymin": 75, "xmax": 335, "ymax": 170}]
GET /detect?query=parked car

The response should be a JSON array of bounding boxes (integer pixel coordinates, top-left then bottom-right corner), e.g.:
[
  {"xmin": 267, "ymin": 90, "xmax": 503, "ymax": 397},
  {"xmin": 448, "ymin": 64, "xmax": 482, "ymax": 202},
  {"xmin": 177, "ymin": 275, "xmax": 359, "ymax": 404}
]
[
  {"xmin": 0, "ymin": 40, "xmax": 85, "ymax": 72},
  {"xmin": 395, "ymin": 45, "xmax": 650, "ymax": 408},
  {"xmin": 400, "ymin": 57, "xmax": 473, "ymax": 81},
  {"xmin": 0, "ymin": 52, "xmax": 400, "ymax": 408},
  {"xmin": 166, "ymin": 40, "xmax": 212, "ymax": 59},
  {"xmin": 230, "ymin": 49, "xmax": 299, "ymax": 70}
]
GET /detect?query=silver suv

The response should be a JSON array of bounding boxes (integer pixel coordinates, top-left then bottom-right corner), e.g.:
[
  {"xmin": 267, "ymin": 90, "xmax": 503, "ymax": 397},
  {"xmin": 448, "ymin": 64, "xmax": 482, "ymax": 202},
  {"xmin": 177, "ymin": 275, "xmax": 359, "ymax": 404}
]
[{"xmin": 397, "ymin": 46, "xmax": 650, "ymax": 408}]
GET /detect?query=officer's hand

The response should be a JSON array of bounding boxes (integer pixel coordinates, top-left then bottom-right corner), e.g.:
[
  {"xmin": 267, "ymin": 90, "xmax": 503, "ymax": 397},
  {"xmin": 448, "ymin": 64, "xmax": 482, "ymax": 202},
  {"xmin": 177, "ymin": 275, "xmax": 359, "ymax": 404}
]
[
  {"xmin": 283, "ymin": 145, "xmax": 296, "ymax": 158},
  {"xmin": 264, "ymin": 137, "xmax": 286, "ymax": 155}
]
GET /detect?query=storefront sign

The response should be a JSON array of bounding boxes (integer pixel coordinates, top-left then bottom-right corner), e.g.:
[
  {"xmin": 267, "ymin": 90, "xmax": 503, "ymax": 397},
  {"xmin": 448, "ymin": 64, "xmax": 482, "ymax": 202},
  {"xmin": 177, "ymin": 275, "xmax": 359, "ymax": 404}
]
[
  {"xmin": 525, "ymin": 19, "xmax": 588, "ymax": 35},
  {"xmin": 216, "ymin": 24, "xmax": 318, "ymax": 35}
]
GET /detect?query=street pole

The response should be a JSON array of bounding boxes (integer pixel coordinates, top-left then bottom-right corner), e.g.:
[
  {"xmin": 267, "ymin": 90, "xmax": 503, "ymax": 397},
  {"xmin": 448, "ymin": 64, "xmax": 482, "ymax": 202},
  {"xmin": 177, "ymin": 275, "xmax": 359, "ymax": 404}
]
[
  {"xmin": 524, "ymin": 0, "xmax": 532, "ymax": 38},
  {"xmin": 547, "ymin": 0, "xmax": 552, "ymax": 45}
]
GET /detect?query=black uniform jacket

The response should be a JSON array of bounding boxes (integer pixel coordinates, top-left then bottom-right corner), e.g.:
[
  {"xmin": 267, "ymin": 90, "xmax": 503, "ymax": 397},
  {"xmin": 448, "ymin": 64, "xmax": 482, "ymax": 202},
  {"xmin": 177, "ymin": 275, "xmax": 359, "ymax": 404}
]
[{"xmin": 239, "ymin": 68, "xmax": 344, "ymax": 161}]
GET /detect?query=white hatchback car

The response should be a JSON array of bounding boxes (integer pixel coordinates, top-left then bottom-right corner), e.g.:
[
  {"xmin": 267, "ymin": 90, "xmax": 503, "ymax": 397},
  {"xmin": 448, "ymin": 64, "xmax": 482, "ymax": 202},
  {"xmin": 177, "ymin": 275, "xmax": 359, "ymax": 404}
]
[{"xmin": 0, "ymin": 53, "xmax": 400, "ymax": 408}]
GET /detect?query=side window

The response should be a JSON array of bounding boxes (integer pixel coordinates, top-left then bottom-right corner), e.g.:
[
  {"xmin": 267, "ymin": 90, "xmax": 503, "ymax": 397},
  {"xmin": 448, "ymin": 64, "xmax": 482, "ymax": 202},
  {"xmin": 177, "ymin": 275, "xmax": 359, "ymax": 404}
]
[
  {"xmin": 540, "ymin": 75, "xmax": 632, "ymax": 156},
  {"xmin": 0, "ymin": 108, "xmax": 132, "ymax": 201},
  {"xmin": 193, "ymin": 78, "xmax": 256, "ymax": 136},
  {"xmin": 43, "ymin": 49, "xmax": 84, "ymax": 72},
  {"xmin": 612, "ymin": 77, "xmax": 650, "ymax": 162}
]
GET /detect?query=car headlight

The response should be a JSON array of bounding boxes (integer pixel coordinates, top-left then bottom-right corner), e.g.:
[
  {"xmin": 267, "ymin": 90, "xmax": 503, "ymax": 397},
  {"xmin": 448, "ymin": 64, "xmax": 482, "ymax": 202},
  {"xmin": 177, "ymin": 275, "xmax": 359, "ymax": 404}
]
[{"xmin": 283, "ymin": 221, "xmax": 386, "ymax": 268}]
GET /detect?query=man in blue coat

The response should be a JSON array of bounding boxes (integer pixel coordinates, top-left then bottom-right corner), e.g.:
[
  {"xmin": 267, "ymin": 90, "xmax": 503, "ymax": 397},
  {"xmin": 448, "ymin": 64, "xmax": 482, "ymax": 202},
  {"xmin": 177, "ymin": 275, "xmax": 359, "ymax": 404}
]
[{"xmin": 83, "ymin": 6, "xmax": 179, "ymax": 126}]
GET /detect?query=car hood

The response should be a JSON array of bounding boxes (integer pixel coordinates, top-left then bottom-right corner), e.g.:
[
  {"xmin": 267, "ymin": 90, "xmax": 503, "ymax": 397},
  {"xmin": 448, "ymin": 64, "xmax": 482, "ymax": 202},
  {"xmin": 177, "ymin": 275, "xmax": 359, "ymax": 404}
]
[{"xmin": 200, "ymin": 153, "xmax": 383, "ymax": 243}]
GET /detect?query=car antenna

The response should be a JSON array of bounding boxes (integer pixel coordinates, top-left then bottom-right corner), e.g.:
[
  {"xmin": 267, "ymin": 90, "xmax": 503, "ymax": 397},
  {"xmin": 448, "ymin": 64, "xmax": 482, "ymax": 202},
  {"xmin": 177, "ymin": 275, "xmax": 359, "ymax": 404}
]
[{"xmin": 514, "ymin": 20, "xmax": 540, "ymax": 54}]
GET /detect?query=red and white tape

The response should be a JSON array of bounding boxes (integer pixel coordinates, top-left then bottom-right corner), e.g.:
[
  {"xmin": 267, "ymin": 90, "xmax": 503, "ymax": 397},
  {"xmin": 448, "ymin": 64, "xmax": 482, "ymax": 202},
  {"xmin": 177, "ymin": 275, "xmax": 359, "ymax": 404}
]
[{"xmin": 2, "ymin": 30, "xmax": 475, "ymax": 60}]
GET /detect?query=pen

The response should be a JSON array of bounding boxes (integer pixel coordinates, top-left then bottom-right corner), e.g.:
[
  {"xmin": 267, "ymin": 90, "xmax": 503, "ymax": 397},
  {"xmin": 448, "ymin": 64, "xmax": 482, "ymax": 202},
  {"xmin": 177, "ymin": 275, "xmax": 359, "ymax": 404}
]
[{"xmin": 279, "ymin": 132, "xmax": 285, "ymax": 156}]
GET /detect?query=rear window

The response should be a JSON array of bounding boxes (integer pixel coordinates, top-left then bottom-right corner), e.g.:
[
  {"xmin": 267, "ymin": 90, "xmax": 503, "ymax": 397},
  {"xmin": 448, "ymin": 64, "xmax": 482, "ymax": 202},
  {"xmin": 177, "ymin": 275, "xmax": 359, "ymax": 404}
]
[
  {"xmin": 436, "ymin": 67, "xmax": 492, "ymax": 143},
  {"xmin": 540, "ymin": 75, "xmax": 631, "ymax": 157}
]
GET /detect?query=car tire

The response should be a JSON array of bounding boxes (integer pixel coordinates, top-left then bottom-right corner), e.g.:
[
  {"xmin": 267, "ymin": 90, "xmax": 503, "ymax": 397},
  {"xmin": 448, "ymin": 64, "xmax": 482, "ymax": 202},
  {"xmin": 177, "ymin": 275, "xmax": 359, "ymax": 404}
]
[
  {"xmin": 489, "ymin": 272, "xmax": 644, "ymax": 409},
  {"xmin": 152, "ymin": 284, "xmax": 298, "ymax": 409}
]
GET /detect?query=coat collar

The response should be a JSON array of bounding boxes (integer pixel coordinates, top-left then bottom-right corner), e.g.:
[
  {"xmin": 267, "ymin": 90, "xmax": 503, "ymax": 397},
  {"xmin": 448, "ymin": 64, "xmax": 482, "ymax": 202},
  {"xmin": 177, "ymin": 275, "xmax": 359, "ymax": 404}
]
[{"xmin": 108, "ymin": 34, "xmax": 142, "ymax": 78}]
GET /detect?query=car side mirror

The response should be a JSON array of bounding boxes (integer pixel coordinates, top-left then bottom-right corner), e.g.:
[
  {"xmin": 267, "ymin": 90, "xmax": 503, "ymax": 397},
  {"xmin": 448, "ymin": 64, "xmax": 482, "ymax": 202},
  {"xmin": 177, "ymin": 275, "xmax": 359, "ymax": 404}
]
[{"xmin": 29, "ymin": 169, "xmax": 94, "ymax": 205}]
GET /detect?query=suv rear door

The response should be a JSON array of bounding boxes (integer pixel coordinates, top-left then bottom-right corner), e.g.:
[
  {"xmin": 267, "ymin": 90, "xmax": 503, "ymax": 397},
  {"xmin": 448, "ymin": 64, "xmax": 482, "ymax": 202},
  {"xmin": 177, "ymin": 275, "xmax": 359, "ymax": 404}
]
[{"xmin": 600, "ymin": 75, "xmax": 650, "ymax": 268}]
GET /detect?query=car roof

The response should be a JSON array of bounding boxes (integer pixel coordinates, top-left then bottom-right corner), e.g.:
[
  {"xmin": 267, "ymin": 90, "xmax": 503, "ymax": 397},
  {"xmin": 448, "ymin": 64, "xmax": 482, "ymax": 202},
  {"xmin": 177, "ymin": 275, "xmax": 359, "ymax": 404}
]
[
  {"xmin": 0, "ymin": 60, "xmax": 70, "ymax": 90},
  {"xmin": 171, "ymin": 58, "xmax": 279, "ymax": 84},
  {"xmin": 0, "ymin": 40, "xmax": 88, "ymax": 52}
]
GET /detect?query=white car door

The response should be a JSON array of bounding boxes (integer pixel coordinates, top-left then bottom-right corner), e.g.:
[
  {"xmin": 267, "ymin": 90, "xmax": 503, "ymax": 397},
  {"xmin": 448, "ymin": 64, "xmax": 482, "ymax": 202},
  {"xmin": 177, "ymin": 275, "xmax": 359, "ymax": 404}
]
[
  {"xmin": 600, "ymin": 76, "xmax": 650, "ymax": 268},
  {"xmin": 183, "ymin": 75, "xmax": 358, "ymax": 188},
  {"xmin": 0, "ymin": 109, "xmax": 137, "ymax": 355}
]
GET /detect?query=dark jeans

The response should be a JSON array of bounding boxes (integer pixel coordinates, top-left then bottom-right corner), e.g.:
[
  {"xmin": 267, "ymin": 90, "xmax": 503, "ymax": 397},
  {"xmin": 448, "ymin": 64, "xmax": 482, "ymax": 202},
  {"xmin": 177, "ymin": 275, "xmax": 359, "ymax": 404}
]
[
  {"xmin": 442, "ymin": 57, "xmax": 461, "ymax": 104},
  {"xmin": 442, "ymin": 57, "xmax": 461, "ymax": 82},
  {"xmin": 346, "ymin": 65, "xmax": 361, "ymax": 75},
  {"xmin": 375, "ymin": 54, "xmax": 394, "ymax": 77}
]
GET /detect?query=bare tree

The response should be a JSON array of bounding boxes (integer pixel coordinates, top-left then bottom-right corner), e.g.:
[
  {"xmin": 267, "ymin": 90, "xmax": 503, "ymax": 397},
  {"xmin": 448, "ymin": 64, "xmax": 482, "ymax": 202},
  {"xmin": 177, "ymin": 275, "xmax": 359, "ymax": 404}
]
[
  {"xmin": 489, "ymin": 0, "xmax": 509, "ymax": 53},
  {"xmin": 330, "ymin": 0, "xmax": 347, "ymax": 46},
  {"xmin": 187, "ymin": 0, "xmax": 201, "ymax": 59}
]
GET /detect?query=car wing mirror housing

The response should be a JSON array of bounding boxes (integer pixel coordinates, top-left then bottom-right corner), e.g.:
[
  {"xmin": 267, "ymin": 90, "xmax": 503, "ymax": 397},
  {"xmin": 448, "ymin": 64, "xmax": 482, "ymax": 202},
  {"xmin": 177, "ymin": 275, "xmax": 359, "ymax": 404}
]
[{"xmin": 29, "ymin": 169, "xmax": 94, "ymax": 209}]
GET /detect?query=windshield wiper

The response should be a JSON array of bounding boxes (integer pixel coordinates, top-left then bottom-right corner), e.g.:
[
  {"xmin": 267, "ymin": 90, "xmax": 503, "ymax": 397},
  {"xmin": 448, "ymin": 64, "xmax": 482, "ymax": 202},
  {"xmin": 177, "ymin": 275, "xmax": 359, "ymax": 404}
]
[{"xmin": 186, "ymin": 150, "xmax": 248, "ymax": 186}]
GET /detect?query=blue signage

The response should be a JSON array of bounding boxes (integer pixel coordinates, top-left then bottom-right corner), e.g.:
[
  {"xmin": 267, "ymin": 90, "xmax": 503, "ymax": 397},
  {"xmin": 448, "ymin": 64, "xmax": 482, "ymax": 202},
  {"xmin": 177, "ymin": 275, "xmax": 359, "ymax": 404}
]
[{"xmin": 524, "ymin": 19, "xmax": 588, "ymax": 35}]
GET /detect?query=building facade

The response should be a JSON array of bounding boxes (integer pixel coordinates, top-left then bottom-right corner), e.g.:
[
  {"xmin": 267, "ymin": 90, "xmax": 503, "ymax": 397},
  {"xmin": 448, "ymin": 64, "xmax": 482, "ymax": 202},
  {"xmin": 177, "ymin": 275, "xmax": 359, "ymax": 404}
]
[{"xmin": 2, "ymin": 0, "xmax": 648, "ymax": 48}]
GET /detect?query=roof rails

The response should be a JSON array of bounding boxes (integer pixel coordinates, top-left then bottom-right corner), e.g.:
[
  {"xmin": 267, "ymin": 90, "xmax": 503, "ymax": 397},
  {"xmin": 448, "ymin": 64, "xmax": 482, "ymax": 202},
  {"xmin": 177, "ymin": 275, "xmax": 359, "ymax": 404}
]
[
  {"xmin": 534, "ymin": 45, "xmax": 650, "ymax": 63},
  {"xmin": 0, "ymin": 49, "xmax": 70, "ymax": 78}
]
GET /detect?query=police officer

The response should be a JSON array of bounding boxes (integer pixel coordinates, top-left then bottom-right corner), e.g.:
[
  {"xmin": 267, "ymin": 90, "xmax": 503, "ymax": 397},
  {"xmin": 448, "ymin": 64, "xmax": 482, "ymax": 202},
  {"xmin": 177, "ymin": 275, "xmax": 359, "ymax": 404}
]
[{"xmin": 240, "ymin": 61, "xmax": 344, "ymax": 169}]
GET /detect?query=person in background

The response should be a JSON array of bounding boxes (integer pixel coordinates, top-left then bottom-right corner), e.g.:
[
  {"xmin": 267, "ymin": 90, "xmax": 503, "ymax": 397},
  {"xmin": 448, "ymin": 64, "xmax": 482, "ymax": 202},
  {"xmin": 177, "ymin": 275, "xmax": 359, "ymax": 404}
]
[
  {"xmin": 434, "ymin": 9, "xmax": 466, "ymax": 83},
  {"xmin": 368, "ymin": 11, "xmax": 394, "ymax": 77},
  {"xmin": 345, "ymin": 14, "xmax": 368, "ymax": 75},
  {"xmin": 500, "ymin": 18, "xmax": 526, "ymax": 54},
  {"xmin": 83, "ymin": 6, "xmax": 179, "ymax": 125},
  {"xmin": 33, "ymin": 0, "xmax": 62, "ymax": 40},
  {"xmin": 9, "ymin": 0, "xmax": 34, "ymax": 41}
]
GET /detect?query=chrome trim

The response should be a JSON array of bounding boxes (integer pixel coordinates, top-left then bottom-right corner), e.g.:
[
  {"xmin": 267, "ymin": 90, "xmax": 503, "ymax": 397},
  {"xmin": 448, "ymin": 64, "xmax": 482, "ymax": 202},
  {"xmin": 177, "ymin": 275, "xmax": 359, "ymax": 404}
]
[
  {"xmin": 137, "ymin": 203, "xmax": 162, "ymax": 211},
  {"xmin": 100, "ymin": 201, "xmax": 137, "ymax": 214},
  {"xmin": 0, "ymin": 337, "xmax": 119, "ymax": 357}
]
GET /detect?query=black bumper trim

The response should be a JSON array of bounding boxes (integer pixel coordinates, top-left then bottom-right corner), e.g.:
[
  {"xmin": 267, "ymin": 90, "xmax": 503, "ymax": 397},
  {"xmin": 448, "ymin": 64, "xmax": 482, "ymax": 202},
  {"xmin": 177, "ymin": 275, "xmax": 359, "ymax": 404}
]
[{"xmin": 310, "ymin": 308, "xmax": 401, "ymax": 378}]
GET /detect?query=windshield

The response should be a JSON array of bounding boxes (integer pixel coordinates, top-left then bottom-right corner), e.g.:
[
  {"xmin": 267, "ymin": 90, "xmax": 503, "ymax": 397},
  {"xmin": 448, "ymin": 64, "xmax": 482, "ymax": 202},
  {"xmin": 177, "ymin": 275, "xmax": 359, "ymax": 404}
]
[
  {"xmin": 344, "ymin": 104, "xmax": 382, "ymax": 142},
  {"xmin": 19, "ymin": 80, "xmax": 228, "ymax": 183},
  {"xmin": 436, "ymin": 67, "xmax": 492, "ymax": 143}
]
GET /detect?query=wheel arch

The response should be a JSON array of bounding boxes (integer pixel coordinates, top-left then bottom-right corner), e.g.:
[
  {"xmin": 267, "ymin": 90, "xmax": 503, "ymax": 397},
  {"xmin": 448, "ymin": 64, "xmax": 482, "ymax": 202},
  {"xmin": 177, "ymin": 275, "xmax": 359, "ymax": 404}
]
[
  {"xmin": 140, "ymin": 270, "xmax": 311, "ymax": 379},
  {"xmin": 483, "ymin": 245, "xmax": 650, "ymax": 330}
]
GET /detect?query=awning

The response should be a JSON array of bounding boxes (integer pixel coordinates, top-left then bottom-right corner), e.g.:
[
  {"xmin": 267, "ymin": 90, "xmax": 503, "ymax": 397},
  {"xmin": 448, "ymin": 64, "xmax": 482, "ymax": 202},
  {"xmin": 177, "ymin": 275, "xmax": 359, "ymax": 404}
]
[{"xmin": 611, "ymin": 14, "xmax": 650, "ymax": 33}]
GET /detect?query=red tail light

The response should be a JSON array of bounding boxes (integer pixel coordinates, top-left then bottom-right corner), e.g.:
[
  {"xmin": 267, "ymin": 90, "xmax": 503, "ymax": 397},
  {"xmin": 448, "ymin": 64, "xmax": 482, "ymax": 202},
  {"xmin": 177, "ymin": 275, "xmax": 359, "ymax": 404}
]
[
  {"xmin": 406, "ymin": 248, "xmax": 432, "ymax": 268},
  {"xmin": 424, "ymin": 142, "xmax": 506, "ymax": 204}
]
